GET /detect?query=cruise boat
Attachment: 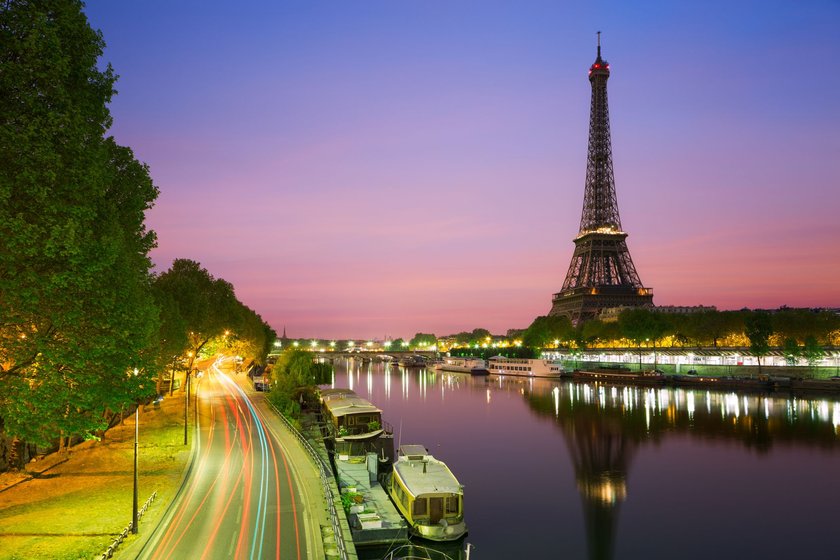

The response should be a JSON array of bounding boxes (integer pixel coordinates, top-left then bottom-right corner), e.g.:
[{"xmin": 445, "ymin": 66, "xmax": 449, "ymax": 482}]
[
  {"xmin": 487, "ymin": 356, "xmax": 565, "ymax": 378},
  {"xmin": 387, "ymin": 445, "xmax": 467, "ymax": 542},
  {"xmin": 436, "ymin": 357, "xmax": 488, "ymax": 375}
]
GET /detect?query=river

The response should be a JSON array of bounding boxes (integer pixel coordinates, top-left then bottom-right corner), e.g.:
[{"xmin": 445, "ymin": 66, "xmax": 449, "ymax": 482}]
[{"xmin": 327, "ymin": 358, "xmax": 840, "ymax": 560}]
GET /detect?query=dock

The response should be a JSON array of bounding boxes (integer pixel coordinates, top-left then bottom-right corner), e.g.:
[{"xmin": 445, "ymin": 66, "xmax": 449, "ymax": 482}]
[{"xmin": 334, "ymin": 454, "xmax": 408, "ymax": 546}]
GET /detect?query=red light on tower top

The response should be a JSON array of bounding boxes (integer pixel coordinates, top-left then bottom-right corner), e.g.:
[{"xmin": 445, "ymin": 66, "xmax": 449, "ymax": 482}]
[{"xmin": 589, "ymin": 31, "xmax": 610, "ymax": 79}]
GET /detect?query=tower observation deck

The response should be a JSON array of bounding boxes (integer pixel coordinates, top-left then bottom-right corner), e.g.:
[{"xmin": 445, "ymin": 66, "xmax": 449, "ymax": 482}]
[{"xmin": 549, "ymin": 34, "xmax": 653, "ymax": 325}]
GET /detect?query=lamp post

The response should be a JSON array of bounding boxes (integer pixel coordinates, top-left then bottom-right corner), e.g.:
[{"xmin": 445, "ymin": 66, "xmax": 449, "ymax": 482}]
[
  {"xmin": 132, "ymin": 367, "xmax": 139, "ymax": 534},
  {"xmin": 132, "ymin": 404, "xmax": 139, "ymax": 534},
  {"xmin": 184, "ymin": 369, "xmax": 190, "ymax": 446}
]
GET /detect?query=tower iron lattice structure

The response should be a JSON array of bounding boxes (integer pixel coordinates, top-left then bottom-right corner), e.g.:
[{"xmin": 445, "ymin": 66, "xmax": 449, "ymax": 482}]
[{"xmin": 549, "ymin": 34, "xmax": 653, "ymax": 325}]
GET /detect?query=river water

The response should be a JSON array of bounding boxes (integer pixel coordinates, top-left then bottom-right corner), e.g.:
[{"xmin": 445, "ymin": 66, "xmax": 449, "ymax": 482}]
[{"xmin": 328, "ymin": 358, "xmax": 840, "ymax": 560}]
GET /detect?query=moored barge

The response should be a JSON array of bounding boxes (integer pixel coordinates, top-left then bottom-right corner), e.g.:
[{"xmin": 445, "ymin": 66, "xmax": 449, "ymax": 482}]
[{"xmin": 387, "ymin": 445, "xmax": 467, "ymax": 542}]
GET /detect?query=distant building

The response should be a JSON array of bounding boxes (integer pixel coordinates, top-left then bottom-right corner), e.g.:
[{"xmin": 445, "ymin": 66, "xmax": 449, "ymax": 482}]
[
  {"xmin": 654, "ymin": 305, "xmax": 717, "ymax": 315},
  {"xmin": 599, "ymin": 304, "xmax": 716, "ymax": 322}
]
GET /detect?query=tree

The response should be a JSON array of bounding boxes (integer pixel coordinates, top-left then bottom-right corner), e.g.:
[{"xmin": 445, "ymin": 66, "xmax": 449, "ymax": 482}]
[
  {"xmin": 389, "ymin": 338, "xmax": 406, "ymax": 350},
  {"xmin": 802, "ymin": 336, "xmax": 824, "ymax": 373},
  {"xmin": 618, "ymin": 309, "xmax": 667, "ymax": 369},
  {"xmin": 409, "ymin": 333, "xmax": 437, "ymax": 348},
  {"xmin": 744, "ymin": 311, "xmax": 773, "ymax": 375},
  {"xmin": 522, "ymin": 316, "xmax": 574, "ymax": 348},
  {"xmin": 153, "ymin": 260, "xmax": 234, "ymax": 365},
  {"xmin": 1, "ymin": 1, "xmax": 160, "ymax": 448},
  {"xmin": 683, "ymin": 310, "xmax": 742, "ymax": 347},
  {"xmin": 153, "ymin": 259, "xmax": 275, "ymax": 378},
  {"xmin": 268, "ymin": 349, "xmax": 332, "ymax": 422},
  {"xmin": 782, "ymin": 337, "xmax": 800, "ymax": 367}
]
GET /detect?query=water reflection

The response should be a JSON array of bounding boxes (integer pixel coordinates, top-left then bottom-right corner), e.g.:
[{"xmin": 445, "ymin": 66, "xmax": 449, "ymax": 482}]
[
  {"xmin": 329, "ymin": 360, "xmax": 840, "ymax": 560},
  {"xmin": 525, "ymin": 381, "xmax": 840, "ymax": 560}
]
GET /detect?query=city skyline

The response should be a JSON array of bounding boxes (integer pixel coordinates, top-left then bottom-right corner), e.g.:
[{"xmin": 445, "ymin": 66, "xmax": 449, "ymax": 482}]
[{"xmin": 84, "ymin": 1, "xmax": 840, "ymax": 339}]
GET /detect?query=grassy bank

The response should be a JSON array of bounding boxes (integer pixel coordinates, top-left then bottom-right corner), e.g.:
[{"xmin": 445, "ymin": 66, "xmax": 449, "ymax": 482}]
[{"xmin": 0, "ymin": 387, "xmax": 192, "ymax": 560}]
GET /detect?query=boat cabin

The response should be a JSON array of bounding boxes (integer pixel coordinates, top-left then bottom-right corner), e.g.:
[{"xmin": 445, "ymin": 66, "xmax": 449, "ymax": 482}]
[
  {"xmin": 320, "ymin": 388, "xmax": 384, "ymax": 439},
  {"xmin": 388, "ymin": 445, "xmax": 467, "ymax": 541}
]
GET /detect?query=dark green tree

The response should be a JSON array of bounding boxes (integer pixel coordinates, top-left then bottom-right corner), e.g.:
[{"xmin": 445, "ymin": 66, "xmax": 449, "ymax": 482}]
[
  {"xmin": 744, "ymin": 311, "xmax": 773, "ymax": 375},
  {"xmin": 782, "ymin": 337, "xmax": 801, "ymax": 367},
  {"xmin": 684, "ymin": 310, "xmax": 742, "ymax": 347},
  {"xmin": 1, "ymin": 1, "xmax": 160, "ymax": 448},
  {"xmin": 522, "ymin": 315, "xmax": 574, "ymax": 348},
  {"xmin": 153, "ymin": 260, "xmax": 235, "ymax": 365},
  {"xmin": 389, "ymin": 338, "xmax": 406, "ymax": 350},
  {"xmin": 618, "ymin": 309, "xmax": 668, "ymax": 369},
  {"xmin": 409, "ymin": 333, "xmax": 437, "ymax": 348},
  {"xmin": 802, "ymin": 336, "xmax": 824, "ymax": 373},
  {"xmin": 268, "ymin": 349, "xmax": 332, "ymax": 422}
]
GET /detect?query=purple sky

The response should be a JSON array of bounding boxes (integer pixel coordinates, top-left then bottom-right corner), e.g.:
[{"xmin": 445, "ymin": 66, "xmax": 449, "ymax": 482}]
[{"xmin": 84, "ymin": 1, "xmax": 840, "ymax": 339}]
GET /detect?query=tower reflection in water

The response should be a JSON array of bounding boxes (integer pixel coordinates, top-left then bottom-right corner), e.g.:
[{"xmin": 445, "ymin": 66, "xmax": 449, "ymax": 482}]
[
  {"xmin": 532, "ymin": 382, "xmax": 840, "ymax": 560},
  {"xmin": 329, "ymin": 359, "xmax": 840, "ymax": 559}
]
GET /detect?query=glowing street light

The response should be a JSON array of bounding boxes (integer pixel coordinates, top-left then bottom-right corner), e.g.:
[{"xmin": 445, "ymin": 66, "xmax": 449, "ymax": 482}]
[{"xmin": 132, "ymin": 367, "xmax": 139, "ymax": 534}]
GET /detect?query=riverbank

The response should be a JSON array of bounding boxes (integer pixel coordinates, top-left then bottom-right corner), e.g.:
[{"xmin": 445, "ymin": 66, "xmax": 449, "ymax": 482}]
[{"xmin": 0, "ymin": 383, "xmax": 192, "ymax": 560}]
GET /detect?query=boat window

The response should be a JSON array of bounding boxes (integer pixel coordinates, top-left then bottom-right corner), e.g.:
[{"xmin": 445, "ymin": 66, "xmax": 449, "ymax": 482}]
[
  {"xmin": 446, "ymin": 496, "xmax": 459, "ymax": 514},
  {"xmin": 413, "ymin": 498, "xmax": 427, "ymax": 517}
]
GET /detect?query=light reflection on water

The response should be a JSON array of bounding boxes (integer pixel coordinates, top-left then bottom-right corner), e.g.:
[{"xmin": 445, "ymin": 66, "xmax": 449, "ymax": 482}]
[{"xmin": 330, "ymin": 358, "xmax": 840, "ymax": 560}]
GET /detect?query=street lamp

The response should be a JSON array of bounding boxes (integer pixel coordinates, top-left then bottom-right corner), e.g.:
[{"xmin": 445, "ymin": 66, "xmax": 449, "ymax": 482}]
[
  {"xmin": 183, "ymin": 356, "xmax": 193, "ymax": 446},
  {"xmin": 132, "ymin": 368, "xmax": 139, "ymax": 534}
]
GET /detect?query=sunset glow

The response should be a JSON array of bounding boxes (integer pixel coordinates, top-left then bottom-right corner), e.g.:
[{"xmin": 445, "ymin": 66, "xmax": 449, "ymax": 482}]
[{"xmin": 85, "ymin": 1, "xmax": 840, "ymax": 338}]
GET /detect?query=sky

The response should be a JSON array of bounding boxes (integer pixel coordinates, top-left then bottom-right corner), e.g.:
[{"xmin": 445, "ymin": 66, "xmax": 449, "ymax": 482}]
[{"xmin": 82, "ymin": 0, "xmax": 840, "ymax": 339}]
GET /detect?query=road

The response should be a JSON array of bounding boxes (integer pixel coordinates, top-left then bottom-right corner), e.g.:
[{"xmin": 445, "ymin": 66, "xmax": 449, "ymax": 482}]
[{"xmin": 137, "ymin": 358, "xmax": 309, "ymax": 560}]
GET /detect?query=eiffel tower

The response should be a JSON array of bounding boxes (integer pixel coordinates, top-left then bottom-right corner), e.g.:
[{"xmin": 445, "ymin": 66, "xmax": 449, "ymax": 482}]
[{"xmin": 550, "ymin": 34, "xmax": 653, "ymax": 325}]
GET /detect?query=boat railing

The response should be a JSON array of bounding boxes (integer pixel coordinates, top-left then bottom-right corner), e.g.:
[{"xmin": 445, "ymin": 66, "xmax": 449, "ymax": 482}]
[
  {"xmin": 265, "ymin": 400, "xmax": 350, "ymax": 560},
  {"xmin": 382, "ymin": 419, "xmax": 394, "ymax": 435},
  {"xmin": 381, "ymin": 544, "xmax": 459, "ymax": 560}
]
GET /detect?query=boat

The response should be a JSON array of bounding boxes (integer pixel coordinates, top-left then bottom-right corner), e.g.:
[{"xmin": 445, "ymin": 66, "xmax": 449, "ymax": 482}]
[
  {"xmin": 320, "ymin": 388, "xmax": 387, "ymax": 441},
  {"xmin": 669, "ymin": 374, "xmax": 773, "ymax": 391},
  {"xmin": 487, "ymin": 356, "xmax": 564, "ymax": 378},
  {"xmin": 436, "ymin": 357, "xmax": 488, "ymax": 375},
  {"xmin": 387, "ymin": 445, "xmax": 467, "ymax": 542},
  {"xmin": 397, "ymin": 355, "xmax": 428, "ymax": 368},
  {"xmin": 382, "ymin": 543, "xmax": 468, "ymax": 560},
  {"xmin": 572, "ymin": 366, "xmax": 665, "ymax": 385}
]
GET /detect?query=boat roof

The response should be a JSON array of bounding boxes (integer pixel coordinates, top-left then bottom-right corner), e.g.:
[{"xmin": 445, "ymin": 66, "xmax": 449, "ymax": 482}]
[
  {"xmin": 394, "ymin": 445, "xmax": 462, "ymax": 496},
  {"xmin": 320, "ymin": 389, "xmax": 382, "ymax": 417}
]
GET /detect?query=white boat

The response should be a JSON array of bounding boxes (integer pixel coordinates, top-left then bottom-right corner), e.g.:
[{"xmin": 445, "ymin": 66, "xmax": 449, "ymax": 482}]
[
  {"xmin": 387, "ymin": 445, "xmax": 467, "ymax": 542},
  {"xmin": 487, "ymin": 356, "xmax": 565, "ymax": 378},
  {"xmin": 436, "ymin": 357, "xmax": 488, "ymax": 375}
]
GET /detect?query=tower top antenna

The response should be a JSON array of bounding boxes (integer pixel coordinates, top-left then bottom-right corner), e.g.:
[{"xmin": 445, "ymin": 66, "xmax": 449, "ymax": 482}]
[{"xmin": 597, "ymin": 31, "xmax": 601, "ymax": 57}]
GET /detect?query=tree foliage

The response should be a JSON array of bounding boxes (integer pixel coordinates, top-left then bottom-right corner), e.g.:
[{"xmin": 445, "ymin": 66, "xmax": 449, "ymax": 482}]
[
  {"xmin": 1, "ymin": 1, "xmax": 159, "ymax": 445},
  {"xmin": 409, "ymin": 333, "xmax": 437, "ymax": 347},
  {"xmin": 267, "ymin": 349, "xmax": 332, "ymax": 420},
  {"xmin": 152, "ymin": 259, "xmax": 275, "ymax": 370},
  {"xmin": 744, "ymin": 311, "xmax": 773, "ymax": 374},
  {"xmin": 522, "ymin": 315, "xmax": 574, "ymax": 348}
]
